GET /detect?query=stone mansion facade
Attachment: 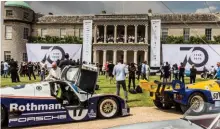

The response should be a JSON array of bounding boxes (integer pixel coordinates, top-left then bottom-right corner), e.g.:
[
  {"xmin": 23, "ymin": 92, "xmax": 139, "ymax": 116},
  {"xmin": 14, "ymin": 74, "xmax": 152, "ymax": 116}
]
[{"xmin": 2, "ymin": 1, "xmax": 220, "ymax": 66}]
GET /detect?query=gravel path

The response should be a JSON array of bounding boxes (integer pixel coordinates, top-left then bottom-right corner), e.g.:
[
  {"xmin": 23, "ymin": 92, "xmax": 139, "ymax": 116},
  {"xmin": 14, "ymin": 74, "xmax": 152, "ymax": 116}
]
[{"xmin": 18, "ymin": 107, "xmax": 182, "ymax": 129}]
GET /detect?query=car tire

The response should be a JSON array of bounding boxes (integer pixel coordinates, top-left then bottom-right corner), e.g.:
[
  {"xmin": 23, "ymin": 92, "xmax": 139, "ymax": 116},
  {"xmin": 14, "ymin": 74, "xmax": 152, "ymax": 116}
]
[
  {"xmin": 98, "ymin": 97, "xmax": 119, "ymax": 118},
  {"xmin": 153, "ymin": 100, "xmax": 172, "ymax": 110},
  {"xmin": 181, "ymin": 93, "xmax": 206, "ymax": 115},
  {"xmin": 1, "ymin": 105, "xmax": 6, "ymax": 126}
]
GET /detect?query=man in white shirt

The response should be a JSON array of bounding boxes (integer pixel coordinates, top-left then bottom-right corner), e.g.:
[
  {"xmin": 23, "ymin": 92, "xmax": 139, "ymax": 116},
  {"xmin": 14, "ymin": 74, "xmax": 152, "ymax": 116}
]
[
  {"xmin": 141, "ymin": 61, "xmax": 150, "ymax": 80},
  {"xmin": 112, "ymin": 60, "xmax": 128, "ymax": 101},
  {"xmin": 45, "ymin": 62, "xmax": 61, "ymax": 81},
  {"xmin": 3, "ymin": 61, "xmax": 9, "ymax": 78}
]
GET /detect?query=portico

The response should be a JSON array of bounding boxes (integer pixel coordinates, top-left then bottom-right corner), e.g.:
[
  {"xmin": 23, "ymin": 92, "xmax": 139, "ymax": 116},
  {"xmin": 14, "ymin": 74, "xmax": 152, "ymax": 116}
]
[{"xmin": 93, "ymin": 44, "xmax": 148, "ymax": 66}]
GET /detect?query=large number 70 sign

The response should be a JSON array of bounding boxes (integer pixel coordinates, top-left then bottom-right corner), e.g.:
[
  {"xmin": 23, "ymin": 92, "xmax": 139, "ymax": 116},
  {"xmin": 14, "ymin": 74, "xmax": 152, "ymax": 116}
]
[{"xmin": 41, "ymin": 46, "xmax": 65, "ymax": 64}]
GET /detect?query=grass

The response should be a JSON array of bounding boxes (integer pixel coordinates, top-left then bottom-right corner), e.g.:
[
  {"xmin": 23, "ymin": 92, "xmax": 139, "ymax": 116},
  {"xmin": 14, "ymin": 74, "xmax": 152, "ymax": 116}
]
[{"xmin": 1, "ymin": 75, "xmax": 208, "ymax": 107}]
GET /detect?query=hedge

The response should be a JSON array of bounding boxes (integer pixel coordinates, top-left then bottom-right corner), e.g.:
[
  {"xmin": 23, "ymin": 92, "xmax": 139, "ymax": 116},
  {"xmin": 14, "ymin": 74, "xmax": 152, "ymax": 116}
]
[{"xmin": 28, "ymin": 35, "xmax": 83, "ymax": 44}]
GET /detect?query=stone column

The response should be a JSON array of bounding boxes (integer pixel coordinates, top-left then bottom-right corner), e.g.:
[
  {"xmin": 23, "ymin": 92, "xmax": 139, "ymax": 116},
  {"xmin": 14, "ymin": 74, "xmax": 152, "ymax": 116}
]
[
  {"xmin": 104, "ymin": 25, "xmax": 107, "ymax": 43},
  {"xmin": 114, "ymin": 25, "xmax": 117, "ymax": 43},
  {"xmin": 94, "ymin": 25, "xmax": 97, "ymax": 43},
  {"xmin": 103, "ymin": 50, "xmax": 107, "ymax": 68},
  {"xmin": 144, "ymin": 50, "xmax": 148, "ymax": 62},
  {"xmin": 93, "ymin": 50, "xmax": 97, "ymax": 63},
  {"xmin": 135, "ymin": 25, "xmax": 138, "ymax": 43},
  {"xmin": 113, "ymin": 50, "xmax": 117, "ymax": 64},
  {"xmin": 123, "ymin": 50, "xmax": 127, "ymax": 64},
  {"xmin": 124, "ymin": 25, "xmax": 127, "ymax": 43},
  {"xmin": 134, "ymin": 50, "xmax": 138, "ymax": 64},
  {"xmin": 145, "ymin": 24, "xmax": 148, "ymax": 44}
]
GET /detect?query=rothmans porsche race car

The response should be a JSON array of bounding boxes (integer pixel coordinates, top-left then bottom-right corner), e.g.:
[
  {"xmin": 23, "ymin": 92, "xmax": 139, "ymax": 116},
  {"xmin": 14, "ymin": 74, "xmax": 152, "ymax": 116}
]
[{"xmin": 0, "ymin": 65, "xmax": 130, "ymax": 127}]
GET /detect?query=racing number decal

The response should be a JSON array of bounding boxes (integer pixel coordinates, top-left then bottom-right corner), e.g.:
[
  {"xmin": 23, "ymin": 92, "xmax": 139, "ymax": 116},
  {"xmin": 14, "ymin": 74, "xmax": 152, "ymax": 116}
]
[
  {"xmin": 68, "ymin": 109, "xmax": 88, "ymax": 120},
  {"xmin": 212, "ymin": 92, "xmax": 220, "ymax": 100}
]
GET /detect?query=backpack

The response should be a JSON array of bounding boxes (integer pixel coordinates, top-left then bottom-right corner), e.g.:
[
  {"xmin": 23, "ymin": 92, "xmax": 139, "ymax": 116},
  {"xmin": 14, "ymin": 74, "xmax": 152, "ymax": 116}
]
[
  {"xmin": 129, "ymin": 89, "xmax": 137, "ymax": 94},
  {"xmin": 135, "ymin": 85, "xmax": 143, "ymax": 93}
]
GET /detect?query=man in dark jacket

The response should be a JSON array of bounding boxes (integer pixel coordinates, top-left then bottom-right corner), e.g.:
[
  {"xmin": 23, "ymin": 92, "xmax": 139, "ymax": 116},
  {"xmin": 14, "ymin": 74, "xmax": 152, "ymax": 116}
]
[
  {"xmin": 58, "ymin": 53, "xmax": 75, "ymax": 70},
  {"xmin": 190, "ymin": 64, "xmax": 197, "ymax": 84},
  {"xmin": 9, "ymin": 59, "xmax": 18, "ymax": 82},
  {"xmin": 128, "ymin": 63, "xmax": 136, "ymax": 90},
  {"xmin": 179, "ymin": 62, "xmax": 185, "ymax": 83},
  {"xmin": 27, "ymin": 61, "xmax": 36, "ymax": 80}
]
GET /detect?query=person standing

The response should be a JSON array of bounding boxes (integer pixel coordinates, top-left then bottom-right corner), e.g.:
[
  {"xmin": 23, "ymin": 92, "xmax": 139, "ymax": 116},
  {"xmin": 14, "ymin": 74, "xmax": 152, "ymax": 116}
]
[
  {"xmin": 190, "ymin": 64, "xmax": 197, "ymax": 84},
  {"xmin": 15, "ymin": 60, "xmax": 20, "ymax": 82},
  {"xmin": 172, "ymin": 63, "xmax": 179, "ymax": 80},
  {"xmin": 128, "ymin": 63, "xmax": 136, "ymax": 90},
  {"xmin": 1, "ymin": 61, "xmax": 3, "ymax": 76},
  {"xmin": 104, "ymin": 61, "xmax": 109, "ymax": 79},
  {"xmin": 141, "ymin": 61, "xmax": 150, "ymax": 80},
  {"xmin": 215, "ymin": 62, "xmax": 220, "ymax": 80},
  {"xmin": 40, "ymin": 60, "xmax": 47, "ymax": 81},
  {"xmin": 27, "ymin": 61, "xmax": 36, "ymax": 80},
  {"xmin": 163, "ymin": 62, "xmax": 170, "ymax": 83},
  {"xmin": 179, "ymin": 63, "xmax": 185, "ymax": 83},
  {"xmin": 113, "ymin": 60, "xmax": 128, "ymax": 101},
  {"xmin": 9, "ymin": 59, "xmax": 18, "ymax": 82},
  {"xmin": 3, "ymin": 61, "xmax": 9, "ymax": 78},
  {"xmin": 137, "ymin": 63, "xmax": 142, "ymax": 81},
  {"xmin": 58, "ymin": 53, "xmax": 75, "ymax": 70},
  {"xmin": 107, "ymin": 61, "xmax": 115, "ymax": 84}
]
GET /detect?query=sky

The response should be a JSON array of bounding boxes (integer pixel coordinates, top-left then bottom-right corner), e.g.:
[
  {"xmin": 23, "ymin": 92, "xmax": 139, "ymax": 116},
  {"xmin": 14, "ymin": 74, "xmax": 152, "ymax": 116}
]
[{"xmin": 26, "ymin": 1, "xmax": 220, "ymax": 15}]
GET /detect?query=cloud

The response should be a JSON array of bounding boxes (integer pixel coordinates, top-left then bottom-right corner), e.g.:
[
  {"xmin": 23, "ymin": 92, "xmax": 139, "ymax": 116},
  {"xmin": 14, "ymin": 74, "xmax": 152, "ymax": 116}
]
[
  {"xmin": 27, "ymin": 1, "xmax": 169, "ymax": 15},
  {"xmin": 195, "ymin": 6, "xmax": 217, "ymax": 13}
]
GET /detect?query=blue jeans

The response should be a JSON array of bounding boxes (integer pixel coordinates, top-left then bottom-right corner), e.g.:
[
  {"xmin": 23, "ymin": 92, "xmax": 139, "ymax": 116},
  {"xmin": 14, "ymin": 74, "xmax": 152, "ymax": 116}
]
[
  {"xmin": 4, "ymin": 70, "xmax": 8, "ymax": 78},
  {"xmin": 40, "ymin": 71, "xmax": 45, "ymax": 81}
]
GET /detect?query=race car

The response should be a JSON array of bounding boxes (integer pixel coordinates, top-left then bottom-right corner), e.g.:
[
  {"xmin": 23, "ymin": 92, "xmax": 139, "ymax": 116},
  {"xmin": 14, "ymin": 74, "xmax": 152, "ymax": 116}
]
[
  {"xmin": 1, "ymin": 65, "xmax": 130, "ymax": 127},
  {"xmin": 173, "ymin": 79, "xmax": 220, "ymax": 114},
  {"xmin": 139, "ymin": 79, "xmax": 220, "ymax": 114}
]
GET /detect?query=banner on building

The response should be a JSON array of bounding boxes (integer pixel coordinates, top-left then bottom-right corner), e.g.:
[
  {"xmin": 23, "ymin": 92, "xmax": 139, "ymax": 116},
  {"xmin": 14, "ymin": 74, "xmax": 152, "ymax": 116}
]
[
  {"xmin": 82, "ymin": 20, "xmax": 93, "ymax": 63},
  {"xmin": 26, "ymin": 44, "xmax": 82, "ymax": 67},
  {"xmin": 150, "ymin": 19, "xmax": 161, "ymax": 67},
  {"xmin": 162, "ymin": 44, "xmax": 220, "ymax": 71}
]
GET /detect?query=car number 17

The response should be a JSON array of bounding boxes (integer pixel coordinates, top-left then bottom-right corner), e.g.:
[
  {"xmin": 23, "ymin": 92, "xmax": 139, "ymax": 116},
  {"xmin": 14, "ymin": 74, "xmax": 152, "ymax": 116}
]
[{"xmin": 212, "ymin": 92, "xmax": 220, "ymax": 100}]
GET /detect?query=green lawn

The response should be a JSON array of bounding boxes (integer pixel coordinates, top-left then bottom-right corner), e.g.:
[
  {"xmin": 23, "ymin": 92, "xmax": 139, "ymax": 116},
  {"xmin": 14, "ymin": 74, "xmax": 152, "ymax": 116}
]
[{"xmin": 1, "ymin": 75, "xmax": 208, "ymax": 107}]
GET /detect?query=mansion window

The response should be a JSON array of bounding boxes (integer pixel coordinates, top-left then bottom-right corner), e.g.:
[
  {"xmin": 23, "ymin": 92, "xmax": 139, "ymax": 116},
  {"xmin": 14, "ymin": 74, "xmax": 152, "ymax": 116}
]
[
  {"xmin": 60, "ymin": 28, "xmax": 66, "ymax": 38},
  {"xmin": 205, "ymin": 28, "xmax": 212, "ymax": 41},
  {"xmin": 23, "ymin": 28, "xmax": 29, "ymax": 39},
  {"xmin": 6, "ymin": 10, "xmax": 13, "ymax": 16},
  {"xmin": 161, "ymin": 28, "xmax": 168, "ymax": 41},
  {"xmin": 183, "ymin": 28, "xmax": 190, "ymax": 41},
  {"xmin": 23, "ymin": 12, "xmax": 29, "ymax": 20},
  {"xmin": 5, "ymin": 26, "xmax": 12, "ymax": 40},
  {"xmin": 4, "ymin": 51, "xmax": 11, "ymax": 62},
  {"xmin": 23, "ymin": 53, "xmax": 28, "ymax": 62},
  {"xmin": 41, "ymin": 28, "xmax": 47, "ymax": 38}
]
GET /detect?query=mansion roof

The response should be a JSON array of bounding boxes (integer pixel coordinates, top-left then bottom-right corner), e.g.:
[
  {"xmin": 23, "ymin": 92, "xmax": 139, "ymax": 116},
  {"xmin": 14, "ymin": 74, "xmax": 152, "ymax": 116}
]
[{"xmin": 35, "ymin": 13, "xmax": 220, "ymax": 24}]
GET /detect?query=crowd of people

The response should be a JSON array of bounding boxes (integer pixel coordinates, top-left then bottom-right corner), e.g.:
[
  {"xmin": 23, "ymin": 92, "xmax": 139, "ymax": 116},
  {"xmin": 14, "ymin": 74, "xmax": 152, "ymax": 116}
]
[
  {"xmin": 98, "ymin": 60, "xmax": 220, "ymax": 101},
  {"xmin": 97, "ymin": 35, "xmax": 145, "ymax": 43},
  {"xmin": 1, "ymin": 53, "xmax": 80, "ymax": 83}
]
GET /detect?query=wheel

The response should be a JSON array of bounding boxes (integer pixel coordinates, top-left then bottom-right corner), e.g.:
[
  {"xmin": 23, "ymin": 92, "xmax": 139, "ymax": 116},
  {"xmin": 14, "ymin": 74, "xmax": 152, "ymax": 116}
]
[
  {"xmin": 1, "ymin": 105, "xmax": 6, "ymax": 126},
  {"xmin": 153, "ymin": 100, "xmax": 172, "ymax": 110},
  {"xmin": 180, "ymin": 93, "xmax": 206, "ymax": 115},
  {"xmin": 98, "ymin": 97, "xmax": 119, "ymax": 118}
]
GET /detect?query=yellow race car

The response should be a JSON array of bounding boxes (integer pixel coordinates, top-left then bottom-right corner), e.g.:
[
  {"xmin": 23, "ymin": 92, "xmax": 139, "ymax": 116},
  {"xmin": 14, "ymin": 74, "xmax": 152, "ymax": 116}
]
[{"xmin": 139, "ymin": 79, "xmax": 220, "ymax": 114}]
